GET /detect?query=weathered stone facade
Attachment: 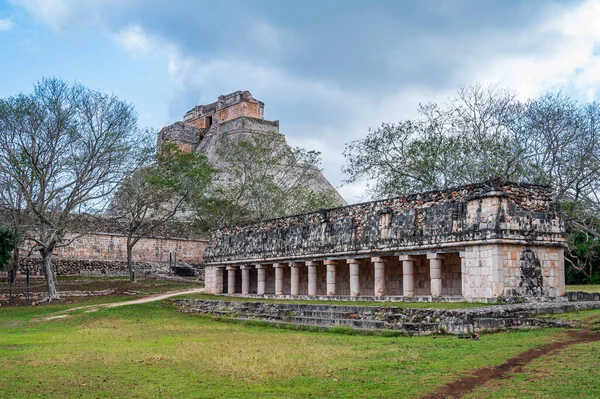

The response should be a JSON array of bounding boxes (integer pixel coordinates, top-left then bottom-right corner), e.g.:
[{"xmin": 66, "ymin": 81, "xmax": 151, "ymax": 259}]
[
  {"xmin": 177, "ymin": 299, "xmax": 597, "ymax": 335},
  {"xmin": 203, "ymin": 179, "xmax": 566, "ymax": 301},
  {"xmin": 157, "ymin": 90, "xmax": 346, "ymax": 205},
  {"xmin": 21, "ymin": 232, "xmax": 207, "ymax": 277}
]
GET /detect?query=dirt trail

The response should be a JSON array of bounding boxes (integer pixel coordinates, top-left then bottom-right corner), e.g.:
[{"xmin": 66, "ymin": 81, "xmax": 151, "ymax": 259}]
[
  {"xmin": 422, "ymin": 330, "xmax": 600, "ymax": 399},
  {"xmin": 61, "ymin": 288, "xmax": 205, "ymax": 313}
]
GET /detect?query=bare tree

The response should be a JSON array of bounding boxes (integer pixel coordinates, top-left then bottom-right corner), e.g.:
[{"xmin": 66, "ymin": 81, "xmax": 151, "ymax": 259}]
[
  {"xmin": 208, "ymin": 131, "xmax": 343, "ymax": 226},
  {"xmin": 109, "ymin": 143, "xmax": 214, "ymax": 281},
  {"xmin": 343, "ymin": 84, "xmax": 525, "ymax": 199},
  {"xmin": 0, "ymin": 78, "xmax": 139, "ymax": 300},
  {"xmin": 343, "ymin": 84, "xmax": 600, "ymax": 281}
]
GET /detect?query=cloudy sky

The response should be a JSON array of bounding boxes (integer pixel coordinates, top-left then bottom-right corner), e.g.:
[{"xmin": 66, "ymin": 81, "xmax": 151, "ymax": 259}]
[{"xmin": 1, "ymin": 0, "xmax": 599, "ymax": 203}]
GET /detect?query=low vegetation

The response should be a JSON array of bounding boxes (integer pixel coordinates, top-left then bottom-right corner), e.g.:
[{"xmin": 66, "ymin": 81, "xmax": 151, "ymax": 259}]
[
  {"xmin": 0, "ymin": 276, "xmax": 201, "ymax": 306},
  {"xmin": 463, "ymin": 332, "xmax": 600, "ymax": 399},
  {"xmin": 566, "ymin": 285, "xmax": 600, "ymax": 293},
  {"xmin": 1, "ymin": 296, "xmax": 599, "ymax": 398}
]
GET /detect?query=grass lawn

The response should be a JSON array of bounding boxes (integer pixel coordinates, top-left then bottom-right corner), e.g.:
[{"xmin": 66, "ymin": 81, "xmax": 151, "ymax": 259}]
[
  {"xmin": 463, "ymin": 329, "xmax": 600, "ymax": 399},
  {"xmin": 0, "ymin": 276, "xmax": 202, "ymax": 306},
  {"xmin": 566, "ymin": 285, "xmax": 600, "ymax": 293},
  {"xmin": 1, "ymin": 299, "xmax": 598, "ymax": 398}
]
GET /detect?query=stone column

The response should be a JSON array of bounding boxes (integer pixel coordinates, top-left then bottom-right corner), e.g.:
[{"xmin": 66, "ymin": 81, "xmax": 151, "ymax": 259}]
[
  {"xmin": 256, "ymin": 265, "xmax": 266, "ymax": 295},
  {"xmin": 557, "ymin": 249, "xmax": 566, "ymax": 297},
  {"xmin": 427, "ymin": 253, "xmax": 443, "ymax": 298},
  {"xmin": 274, "ymin": 263, "xmax": 285, "ymax": 296},
  {"xmin": 324, "ymin": 260, "xmax": 337, "ymax": 296},
  {"xmin": 491, "ymin": 245, "xmax": 505, "ymax": 298},
  {"xmin": 306, "ymin": 261, "xmax": 319, "ymax": 296},
  {"xmin": 215, "ymin": 267, "xmax": 224, "ymax": 294},
  {"xmin": 459, "ymin": 251, "xmax": 468, "ymax": 299},
  {"xmin": 241, "ymin": 265, "xmax": 251, "ymax": 295},
  {"xmin": 347, "ymin": 259, "xmax": 361, "ymax": 297},
  {"xmin": 227, "ymin": 266, "xmax": 237, "ymax": 294},
  {"xmin": 290, "ymin": 262, "xmax": 300, "ymax": 296},
  {"xmin": 399, "ymin": 255, "xmax": 418, "ymax": 297},
  {"xmin": 372, "ymin": 257, "xmax": 386, "ymax": 296}
]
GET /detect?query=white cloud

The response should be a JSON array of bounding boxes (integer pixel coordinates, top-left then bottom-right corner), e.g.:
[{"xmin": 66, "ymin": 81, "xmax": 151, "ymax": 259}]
[
  {"xmin": 10, "ymin": 0, "xmax": 132, "ymax": 31},
  {"xmin": 112, "ymin": 24, "xmax": 166, "ymax": 58},
  {"xmin": 0, "ymin": 17, "xmax": 14, "ymax": 31},
  {"xmin": 472, "ymin": 0, "xmax": 600, "ymax": 100},
  {"xmin": 12, "ymin": 0, "xmax": 600, "ymax": 203}
]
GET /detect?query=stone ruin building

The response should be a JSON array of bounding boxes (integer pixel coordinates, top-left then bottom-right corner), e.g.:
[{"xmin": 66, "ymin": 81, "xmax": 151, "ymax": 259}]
[
  {"xmin": 158, "ymin": 90, "xmax": 273, "ymax": 154},
  {"xmin": 157, "ymin": 90, "xmax": 345, "ymax": 205},
  {"xmin": 203, "ymin": 179, "xmax": 566, "ymax": 302}
]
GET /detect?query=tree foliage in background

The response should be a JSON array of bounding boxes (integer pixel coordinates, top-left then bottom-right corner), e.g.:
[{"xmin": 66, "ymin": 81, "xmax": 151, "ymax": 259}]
[
  {"xmin": 0, "ymin": 226, "xmax": 19, "ymax": 270},
  {"xmin": 343, "ymin": 84, "xmax": 600, "ymax": 283},
  {"xmin": 0, "ymin": 78, "xmax": 140, "ymax": 300},
  {"xmin": 198, "ymin": 131, "xmax": 343, "ymax": 228},
  {"xmin": 109, "ymin": 142, "xmax": 214, "ymax": 281}
]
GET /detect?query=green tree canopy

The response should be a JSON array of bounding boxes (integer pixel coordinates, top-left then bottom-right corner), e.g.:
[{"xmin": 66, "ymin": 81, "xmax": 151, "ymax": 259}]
[
  {"xmin": 0, "ymin": 226, "xmax": 19, "ymax": 270},
  {"xmin": 110, "ymin": 142, "xmax": 214, "ymax": 281},
  {"xmin": 199, "ymin": 131, "xmax": 343, "ymax": 228},
  {"xmin": 343, "ymin": 84, "xmax": 600, "ymax": 283}
]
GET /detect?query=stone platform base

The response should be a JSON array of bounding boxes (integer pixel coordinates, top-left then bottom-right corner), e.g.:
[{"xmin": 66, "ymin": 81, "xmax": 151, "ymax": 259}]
[
  {"xmin": 226, "ymin": 293, "xmax": 568, "ymax": 304},
  {"xmin": 176, "ymin": 299, "xmax": 599, "ymax": 335}
]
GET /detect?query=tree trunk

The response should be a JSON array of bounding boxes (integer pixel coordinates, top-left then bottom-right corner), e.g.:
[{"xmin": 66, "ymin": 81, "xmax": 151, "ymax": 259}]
[
  {"xmin": 126, "ymin": 241, "xmax": 136, "ymax": 283},
  {"xmin": 10, "ymin": 247, "xmax": 20, "ymax": 278},
  {"xmin": 41, "ymin": 250, "xmax": 60, "ymax": 301}
]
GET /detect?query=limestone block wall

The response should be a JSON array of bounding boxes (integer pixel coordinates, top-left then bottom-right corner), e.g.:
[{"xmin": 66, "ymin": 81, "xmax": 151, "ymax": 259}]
[
  {"xmin": 502, "ymin": 245, "xmax": 565, "ymax": 298},
  {"xmin": 385, "ymin": 257, "xmax": 403, "ymax": 296},
  {"xmin": 462, "ymin": 244, "xmax": 565, "ymax": 299},
  {"xmin": 21, "ymin": 233, "xmax": 207, "ymax": 276},
  {"xmin": 358, "ymin": 261, "xmax": 376, "ymax": 296},
  {"xmin": 205, "ymin": 179, "xmax": 564, "ymax": 265},
  {"xmin": 442, "ymin": 253, "xmax": 462, "ymax": 296},
  {"xmin": 49, "ymin": 233, "xmax": 206, "ymax": 263},
  {"xmin": 413, "ymin": 257, "xmax": 431, "ymax": 296},
  {"xmin": 462, "ymin": 245, "xmax": 496, "ymax": 299},
  {"xmin": 204, "ymin": 267, "xmax": 216, "ymax": 293},
  {"xmin": 265, "ymin": 267, "xmax": 276, "ymax": 294},
  {"xmin": 183, "ymin": 91, "xmax": 265, "ymax": 127}
]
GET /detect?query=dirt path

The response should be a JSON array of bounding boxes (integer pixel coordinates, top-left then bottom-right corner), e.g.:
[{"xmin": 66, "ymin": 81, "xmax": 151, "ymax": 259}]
[
  {"xmin": 62, "ymin": 288, "xmax": 205, "ymax": 313},
  {"xmin": 422, "ymin": 330, "xmax": 600, "ymax": 399}
]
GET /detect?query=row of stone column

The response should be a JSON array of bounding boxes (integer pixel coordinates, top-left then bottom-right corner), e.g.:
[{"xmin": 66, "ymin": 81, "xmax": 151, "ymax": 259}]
[{"xmin": 219, "ymin": 252, "xmax": 449, "ymax": 298}]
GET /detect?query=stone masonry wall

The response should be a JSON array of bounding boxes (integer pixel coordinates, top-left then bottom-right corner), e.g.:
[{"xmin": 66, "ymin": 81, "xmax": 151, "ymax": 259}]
[
  {"xmin": 50, "ymin": 233, "xmax": 206, "ymax": 263},
  {"xmin": 205, "ymin": 179, "xmax": 564, "ymax": 265},
  {"xmin": 20, "ymin": 233, "xmax": 207, "ymax": 276},
  {"xmin": 177, "ymin": 299, "xmax": 600, "ymax": 335},
  {"xmin": 461, "ymin": 244, "xmax": 565, "ymax": 299}
]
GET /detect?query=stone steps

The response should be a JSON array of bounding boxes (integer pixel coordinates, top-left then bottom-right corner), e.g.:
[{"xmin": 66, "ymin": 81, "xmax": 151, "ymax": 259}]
[
  {"xmin": 176, "ymin": 299, "xmax": 592, "ymax": 335},
  {"xmin": 284, "ymin": 316, "xmax": 389, "ymax": 330}
]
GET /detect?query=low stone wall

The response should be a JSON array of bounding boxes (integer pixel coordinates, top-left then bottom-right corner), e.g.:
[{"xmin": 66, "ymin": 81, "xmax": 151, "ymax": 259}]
[
  {"xmin": 50, "ymin": 233, "xmax": 206, "ymax": 264},
  {"xmin": 176, "ymin": 299, "xmax": 600, "ymax": 335},
  {"xmin": 18, "ymin": 258, "xmax": 204, "ymax": 280},
  {"xmin": 17, "ymin": 232, "xmax": 207, "ymax": 278},
  {"xmin": 568, "ymin": 291, "xmax": 600, "ymax": 302}
]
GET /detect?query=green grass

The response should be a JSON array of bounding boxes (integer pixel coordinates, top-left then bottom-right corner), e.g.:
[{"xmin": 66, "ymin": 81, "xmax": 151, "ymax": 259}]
[
  {"xmin": 0, "ymin": 299, "xmax": 591, "ymax": 398},
  {"xmin": 178, "ymin": 293, "xmax": 491, "ymax": 309},
  {"xmin": 539, "ymin": 309, "xmax": 600, "ymax": 330},
  {"xmin": 0, "ymin": 276, "xmax": 201, "ymax": 306},
  {"xmin": 463, "ymin": 335, "xmax": 600, "ymax": 399},
  {"xmin": 566, "ymin": 284, "xmax": 600, "ymax": 293}
]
